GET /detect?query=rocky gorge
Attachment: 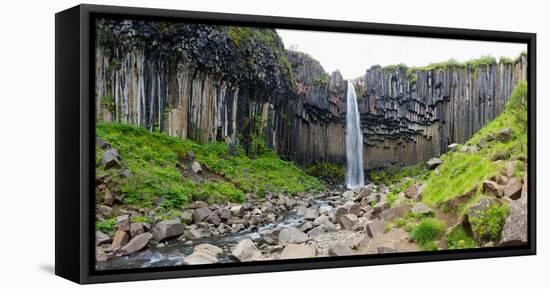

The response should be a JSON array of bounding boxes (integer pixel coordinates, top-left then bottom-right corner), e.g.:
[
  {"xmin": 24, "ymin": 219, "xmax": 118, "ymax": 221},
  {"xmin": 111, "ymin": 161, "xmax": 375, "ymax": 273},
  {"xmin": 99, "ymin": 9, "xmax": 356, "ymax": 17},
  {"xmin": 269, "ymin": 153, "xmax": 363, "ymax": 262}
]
[{"xmin": 94, "ymin": 18, "xmax": 529, "ymax": 269}]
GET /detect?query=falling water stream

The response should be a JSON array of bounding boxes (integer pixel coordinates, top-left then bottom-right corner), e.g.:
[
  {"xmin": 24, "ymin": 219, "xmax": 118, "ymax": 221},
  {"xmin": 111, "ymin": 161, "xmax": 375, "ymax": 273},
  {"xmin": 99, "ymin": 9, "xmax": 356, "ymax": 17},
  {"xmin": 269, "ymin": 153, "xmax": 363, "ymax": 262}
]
[{"xmin": 345, "ymin": 82, "xmax": 365, "ymax": 188}]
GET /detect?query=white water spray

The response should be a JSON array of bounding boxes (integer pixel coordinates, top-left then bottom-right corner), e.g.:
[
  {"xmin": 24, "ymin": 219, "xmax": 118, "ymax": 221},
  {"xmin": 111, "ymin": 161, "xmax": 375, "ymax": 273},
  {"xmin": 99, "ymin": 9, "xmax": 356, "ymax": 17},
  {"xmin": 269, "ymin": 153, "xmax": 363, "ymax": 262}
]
[{"xmin": 345, "ymin": 81, "xmax": 364, "ymax": 188}]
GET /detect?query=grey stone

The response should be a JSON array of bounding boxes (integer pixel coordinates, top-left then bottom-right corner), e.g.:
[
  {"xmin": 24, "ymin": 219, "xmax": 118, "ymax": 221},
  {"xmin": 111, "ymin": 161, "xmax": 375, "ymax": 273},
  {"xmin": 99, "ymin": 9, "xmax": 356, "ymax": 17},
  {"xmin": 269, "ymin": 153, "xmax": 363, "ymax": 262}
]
[
  {"xmin": 280, "ymin": 244, "xmax": 316, "ymax": 259},
  {"xmin": 193, "ymin": 207, "xmax": 213, "ymax": 224},
  {"xmin": 119, "ymin": 232, "xmax": 152, "ymax": 255},
  {"xmin": 278, "ymin": 227, "xmax": 309, "ymax": 245},
  {"xmin": 426, "ymin": 158, "xmax": 443, "ymax": 170},
  {"xmin": 152, "ymin": 220, "xmax": 185, "ymax": 241},
  {"xmin": 231, "ymin": 239, "xmax": 261, "ymax": 262}
]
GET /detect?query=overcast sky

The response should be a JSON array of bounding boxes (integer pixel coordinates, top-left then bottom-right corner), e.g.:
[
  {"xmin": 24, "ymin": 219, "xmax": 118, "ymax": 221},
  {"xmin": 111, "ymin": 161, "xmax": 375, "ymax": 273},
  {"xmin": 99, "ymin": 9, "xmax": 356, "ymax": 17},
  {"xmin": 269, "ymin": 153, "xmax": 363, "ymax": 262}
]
[{"xmin": 277, "ymin": 29, "xmax": 527, "ymax": 79}]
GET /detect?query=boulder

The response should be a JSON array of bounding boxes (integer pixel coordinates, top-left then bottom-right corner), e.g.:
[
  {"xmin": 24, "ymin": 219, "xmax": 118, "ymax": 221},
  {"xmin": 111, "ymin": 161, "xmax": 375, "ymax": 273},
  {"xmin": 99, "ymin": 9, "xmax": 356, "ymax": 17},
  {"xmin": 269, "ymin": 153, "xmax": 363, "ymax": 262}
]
[
  {"xmin": 96, "ymin": 137, "xmax": 110, "ymax": 149},
  {"xmin": 328, "ymin": 243, "xmax": 355, "ymax": 256},
  {"xmin": 340, "ymin": 214, "xmax": 358, "ymax": 230},
  {"xmin": 206, "ymin": 213, "xmax": 221, "ymax": 226},
  {"xmin": 308, "ymin": 226, "xmax": 326, "ymax": 237},
  {"xmin": 377, "ymin": 245, "xmax": 397, "ymax": 254},
  {"xmin": 355, "ymin": 187, "xmax": 374, "ymax": 201},
  {"xmin": 98, "ymin": 205, "xmax": 113, "ymax": 217},
  {"xmin": 184, "ymin": 228, "xmax": 203, "ymax": 240},
  {"xmin": 447, "ymin": 143, "xmax": 459, "ymax": 152},
  {"xmin": 184, "ymin": 244, "xmax": 223, "ymax": 265},
  {"xmin": 465, "ymin": 198, "xmax": 498, "ymax": 243},
  {"xmin": 497, "ymin": 128, "xmax": 513, "ymax": 142},
  {"xmin": 230, "ymin": 205, "xmax": 243, "ymax": 216},
  {"xmin": 111, "ymin": 230, "xmax": 129, "ymax": 250},
  {"xmin": 299, "ymin": 221, "xmax": 313, "ymax": 232},
  {"xmin": 191, "ymin": 161, "xmax": 202, "ymax": 174},
  {"xmin": 180, "ymin": 210, "xmax": 194, "ymax": 224},
  {"xmin": 373, "ymin": 202, "xmax": 390, "ymax": 216},
  {"xmin": 380, "ymin": 205, "xmax": 410, "ymax": 222},
  {"xmin": 313, "ymin": 216, "xmax": 336, "ymax": 232},
  {"xmin": 278, "ymin": 227, "xmax": 309, "ymax": 245},
  {"xmin": 343, "ymin": 190, "xmax": 355, "ymax": 200},
  {"xmin": 411, "ymin": 203, "xmax": 433, "ymax": 216},
  {"xmin": 404, "ymin": 184, "xmax": 420, "ymax": 199},
  {"xmin": 103, "ymin": 190, "xmax": 114, "ymax": 206},
  {"xmin": 334, "ymin": 206, "xmax": 348, "ymax": 223},
  {"xmin": 500, "ymin": 199, "xmax": 528, "ymax": 246},
  {"xmin": 231, "ymin": 239, "xmax": 261, "ymax": 262},
  {"xmin": 151, "ymin": 220, "xmax": 186, "ymax": 241},
  {"xmin": 96, "ymin": 230, "xmax": 111, "ymax": 246},
  {"xmin": 426, "ymin": 158, "xmax": 443, "ymax": 170},
  {"xmin": 303, "ymin": 208, "xmax": 319, "ymax": 221},
  {"xmin": 366, "ymin": 221, "xmax": 387, "ymax": 238},
  {"xmin": 193, "ymin": 207, "xmax": 213, "ymax": 224},
  {"xmin": 129, "ymin": 222, "xmax": 144, "ymax": 238},
  {"xmin": 116, "ymin": 215, "xmax": 130, "ymax": 231},
  {"xmin": 482, "ymin": 180, "xmax": 502, "ymax": 197},
  {"xmin": 102, "ymin": 148, "xmax": 122, "ymax": 169},
  {"xmin": 119, "ymin": 232, "xmax": 152, "ymax": 255},
  {"xmin": 504, "ymin": 178, "xmax": 523, "ymax": 200},
  {"xmin": 280, "ymin": 244, "xmax": 316, "ymax": 259},
  {"xmin": 348, "ymin": 203, "xmax": 362, "ymax": 215}
]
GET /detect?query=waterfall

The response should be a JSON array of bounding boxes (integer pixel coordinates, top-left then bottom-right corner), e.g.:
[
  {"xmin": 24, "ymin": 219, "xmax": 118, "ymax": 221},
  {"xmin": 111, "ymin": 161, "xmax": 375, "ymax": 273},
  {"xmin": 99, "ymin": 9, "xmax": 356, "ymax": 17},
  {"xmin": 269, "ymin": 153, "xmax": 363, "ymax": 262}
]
[{"xmin": 345, "ymin": 81, "xmax": 365, "ymax": 188}]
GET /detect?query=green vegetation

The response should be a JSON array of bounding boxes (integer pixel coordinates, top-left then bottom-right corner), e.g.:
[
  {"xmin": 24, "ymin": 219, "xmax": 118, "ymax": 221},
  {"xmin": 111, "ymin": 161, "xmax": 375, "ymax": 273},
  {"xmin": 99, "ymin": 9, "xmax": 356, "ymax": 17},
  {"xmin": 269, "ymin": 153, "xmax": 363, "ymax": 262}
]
[
  {"xmin": 410, "ymin": 218, "xmax": 445, "ymax": 250},
  {"xmin": 96, "ymin": 217, "xmax": 116, "ymax": 234},
  {"xmin": 130, "ymin": 215, "xmax": 152, "ymax": 224},
  {"xmin": 305, "ymin": 161, "xmax": 345, "ymax": 184},
  {"xmin": 447, "ymin": 225, "xmax": 477, "ymax": 249},
  {"xmin": 109, "ymin": 58, "xmax": 123, "ymax": 71},
  {"xmin": 468, "ymin": 202, "xmax": 509, "ymax": 241},
  {"xmin": 96, "ymin": 122, "xmax": 322, "ymax": 209},
  {"xmin": 310, "ymin": 73, "xmax": 329, "ymax": 86},
  {"xmin": 100, "ymin": 95, "xmax": 115, "ymax": 113},
  {"xmin": 369, "ymin": 163, "xmax": 427, "ymax": 186},
  {"xmin": 422, "ymin": 81, "xmax": 528, "ymax": 208}
]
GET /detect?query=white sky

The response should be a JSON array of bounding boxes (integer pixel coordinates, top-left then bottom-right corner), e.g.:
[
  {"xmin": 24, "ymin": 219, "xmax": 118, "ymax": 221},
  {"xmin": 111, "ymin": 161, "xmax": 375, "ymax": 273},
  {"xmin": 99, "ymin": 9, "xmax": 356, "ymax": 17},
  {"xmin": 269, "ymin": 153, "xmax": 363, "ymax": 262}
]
[{"xmin": 277, "ymin": 29, "xmax": 527, "ymax": 79}]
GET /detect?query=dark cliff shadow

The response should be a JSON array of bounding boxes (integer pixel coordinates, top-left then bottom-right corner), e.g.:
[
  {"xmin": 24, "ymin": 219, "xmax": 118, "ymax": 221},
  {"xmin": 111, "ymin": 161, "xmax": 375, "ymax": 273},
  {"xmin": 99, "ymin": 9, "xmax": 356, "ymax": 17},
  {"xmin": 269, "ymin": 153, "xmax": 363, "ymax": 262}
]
[{"xmin": 38, "ymin": 264, "xmax": 55, "ymax": 275}]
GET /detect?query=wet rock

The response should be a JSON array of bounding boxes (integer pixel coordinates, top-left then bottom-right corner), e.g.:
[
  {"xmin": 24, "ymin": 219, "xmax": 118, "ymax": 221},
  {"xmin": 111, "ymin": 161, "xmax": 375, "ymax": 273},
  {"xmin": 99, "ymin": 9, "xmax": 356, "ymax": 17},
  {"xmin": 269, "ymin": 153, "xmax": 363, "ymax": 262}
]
[
  {"xmin": 380, "ymin": 205, "xmax": 410, "ymax": 222},
  {"xmin": 340, "ymin": 214, "xmax": 358, "ymax": 230},
  {"xmin": 278, "ymin": 227, "xmax": 309, "ymax": 245},
  {"xmin": 426, "ymin": 158, "xmax": 443, "ymax": 170},
  {"xmin": 102, "ymin": 148, "xmax": 122, "ymax": 169},
  {"xmin": 184, "ymin": 244, "xmax": 223, "ymax": 265},
  {"xmin": 96, "ymin": 249, "xmax": 109, "ymax": 262},
  {"xmin": 119, "ymin": 232, "xmax": 152, "ymax": 255},
  {"xmin": 96, "ymin": 230, "xmax": 112, "ymax": 246},
  {"xmin": 504, "ymin": 178, "xmax": 523, "ymax": 200},
  {"xmin": 366, "ymin": 221, "xmax": 387, "ymax": 238},
  {"xmin": 280, "ymin": 244, "xmax": 316, "ymax": 259},
  {"xmin": 500, "ymin": 199, "xmax": 528, "ymax": 246},
  {"xmin": 498, "ymin": 128, "xmax": 513, "ymax": 142},
  {"xmin": 328, "ymin": 243, "xmax": 355, "ymax": 256},
  {"xmin": 111, "ymin": 230, "xmax": 129, "ymax": 250},
  {"xmin": 231, "ymin": 239, "xmax": 261, "ymax": 262},
  {"xmin": 206, "ymin": 213, "xmax": 221, "ymax": 225},
  {"xmin": 152, "ymin": 220, "xmax": 185, "ymax": 241},
  {"xmin": 193, "ymin": 207, "xmax": 213, "ymax": 224},
  {"xmin": 98, "ymin": 205, "xmax": 113, "ymax": 217},
  {"xmin": 184, "ymin": 228, "xmax": 203, "ymax": 240}
]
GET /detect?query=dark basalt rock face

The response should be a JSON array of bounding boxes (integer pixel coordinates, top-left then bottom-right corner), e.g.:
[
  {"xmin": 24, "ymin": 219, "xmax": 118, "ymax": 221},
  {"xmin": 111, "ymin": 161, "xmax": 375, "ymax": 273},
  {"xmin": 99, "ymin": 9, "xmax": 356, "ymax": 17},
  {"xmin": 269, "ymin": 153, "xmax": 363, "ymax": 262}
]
[
  {"xmin": 95, "ymin": 19, "xmax": 527, "ymax": 169},
  {"xmin": 357, "ymin": 59, "xmax": 527, "ymax": 168}
]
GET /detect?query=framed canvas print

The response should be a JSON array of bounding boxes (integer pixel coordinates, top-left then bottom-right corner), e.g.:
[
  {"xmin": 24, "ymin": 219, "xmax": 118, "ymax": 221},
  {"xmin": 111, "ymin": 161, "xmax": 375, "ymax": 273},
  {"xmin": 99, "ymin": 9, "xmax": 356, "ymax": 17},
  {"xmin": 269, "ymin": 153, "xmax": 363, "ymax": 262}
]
[{"xmin": 55, "ymin": 4, "xmax": 536, "ymax": 284}]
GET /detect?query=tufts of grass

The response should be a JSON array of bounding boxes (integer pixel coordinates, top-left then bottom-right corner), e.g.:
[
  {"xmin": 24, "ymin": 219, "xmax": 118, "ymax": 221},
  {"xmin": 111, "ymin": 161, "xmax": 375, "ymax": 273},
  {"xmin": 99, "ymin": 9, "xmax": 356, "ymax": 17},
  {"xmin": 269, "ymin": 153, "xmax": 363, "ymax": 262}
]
[
  {"xmin": 410, "ymin": 218, "xmax": 445, "ymax": 251},
  {"xmin": 468, "ymin": 202, "xmax": 509, "ymax": 242},
  {"xmin": 130, "ymin": 215, "xmax": 152, "ymax": 224},
  {"xmin": 447, "ymin": 225, "xmax": 477, "ymax": 249},
  {"xmin": 96, "ymin": 217, "xmax": 116, "ymax": 235}
]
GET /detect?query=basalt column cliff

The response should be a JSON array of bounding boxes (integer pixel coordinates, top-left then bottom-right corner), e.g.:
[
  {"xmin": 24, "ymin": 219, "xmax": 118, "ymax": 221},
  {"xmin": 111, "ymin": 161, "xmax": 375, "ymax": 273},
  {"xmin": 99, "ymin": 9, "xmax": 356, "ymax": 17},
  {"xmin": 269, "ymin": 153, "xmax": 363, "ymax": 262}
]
[{"xmin": 95, "ymin": 19, "xmax": 527, "ymax": 170}]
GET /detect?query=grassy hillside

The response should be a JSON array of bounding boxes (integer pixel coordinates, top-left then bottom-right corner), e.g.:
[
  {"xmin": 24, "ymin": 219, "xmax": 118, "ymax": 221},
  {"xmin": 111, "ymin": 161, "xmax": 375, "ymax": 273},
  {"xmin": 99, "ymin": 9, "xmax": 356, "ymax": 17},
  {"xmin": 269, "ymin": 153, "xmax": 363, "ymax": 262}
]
[
  {"xmin": 96, "ymin": 123, "xmax": 323, "ymax": 210},
  {"xmin": 422, "ymin": 80, "xmax": 527, "ymax": 211}
]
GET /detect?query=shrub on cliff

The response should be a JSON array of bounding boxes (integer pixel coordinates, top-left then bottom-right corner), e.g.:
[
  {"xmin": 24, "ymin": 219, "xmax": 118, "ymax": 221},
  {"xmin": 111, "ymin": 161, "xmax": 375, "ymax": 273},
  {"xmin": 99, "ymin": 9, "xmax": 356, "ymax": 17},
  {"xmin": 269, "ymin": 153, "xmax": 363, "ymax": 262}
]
[{"xmin": 305, "ymin": 161, "xmax": 345, "ymax": 185}]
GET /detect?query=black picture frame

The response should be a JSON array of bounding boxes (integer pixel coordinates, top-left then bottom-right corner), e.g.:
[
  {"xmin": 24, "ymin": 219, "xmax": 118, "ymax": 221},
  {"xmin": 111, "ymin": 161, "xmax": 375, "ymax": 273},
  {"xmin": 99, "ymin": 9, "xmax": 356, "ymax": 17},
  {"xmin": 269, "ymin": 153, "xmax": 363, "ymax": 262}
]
[{"xmin": 55, "ymin": 4, "xmax": 536, "ymax": 284}]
